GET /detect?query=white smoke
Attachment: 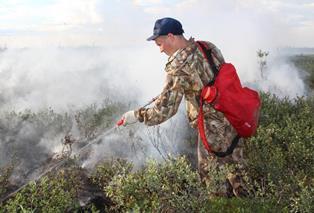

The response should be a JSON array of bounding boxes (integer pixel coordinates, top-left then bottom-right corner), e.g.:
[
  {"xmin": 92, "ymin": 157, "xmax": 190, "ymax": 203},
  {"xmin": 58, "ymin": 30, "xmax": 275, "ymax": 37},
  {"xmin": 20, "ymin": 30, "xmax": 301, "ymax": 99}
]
[
  {"xmin": 0, "ymin": 47, "xmax": 140, "ymax": 112},
  {"xmin": 81, "ymin": 106, "xmax": 193, "ymax": 169},
  {"xmin": 255, "ymin": 53, "xmax": 306, "ymax": 98},
  {"xmin": 1, "ymin": 0, "xmax": 310, "ymax": 104}
]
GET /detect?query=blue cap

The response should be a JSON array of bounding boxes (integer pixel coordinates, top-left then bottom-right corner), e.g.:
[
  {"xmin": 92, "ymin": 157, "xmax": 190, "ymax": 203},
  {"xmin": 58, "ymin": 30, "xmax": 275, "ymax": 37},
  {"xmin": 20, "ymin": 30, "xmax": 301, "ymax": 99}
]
[{"xmin": 147, "ymin": 17, "xmax": 184, "ymax": 41}]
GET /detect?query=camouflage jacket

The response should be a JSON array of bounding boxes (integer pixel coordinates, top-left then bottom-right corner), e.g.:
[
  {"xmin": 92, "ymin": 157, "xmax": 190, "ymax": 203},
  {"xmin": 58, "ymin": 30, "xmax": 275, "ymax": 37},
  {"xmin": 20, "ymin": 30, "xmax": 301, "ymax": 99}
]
[{"xmin": 135, "ymin": 38, "xmax": 232, "ymax": 141}]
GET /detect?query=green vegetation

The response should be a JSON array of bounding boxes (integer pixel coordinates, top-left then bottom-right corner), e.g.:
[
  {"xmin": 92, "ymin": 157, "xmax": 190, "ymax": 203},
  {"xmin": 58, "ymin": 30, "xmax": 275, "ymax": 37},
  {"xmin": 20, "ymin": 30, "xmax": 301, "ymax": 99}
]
[
  {"xmin": 0, "ymin": 165, "xmax": 13, "ymax": 197},
  {"xmin": 290, "ymin": 54, "xmax": 314, "ymax": 89},
  {"xmin": 3, "ymin": 165, "xmax": 82, "ymax": 213},
  {"xmin": 245, "ymin": 93, "xmax": 314, "ymax": 212},
  {"xmin": 1, "ymin": 92, "xmax": 313, "ymax": 212}
]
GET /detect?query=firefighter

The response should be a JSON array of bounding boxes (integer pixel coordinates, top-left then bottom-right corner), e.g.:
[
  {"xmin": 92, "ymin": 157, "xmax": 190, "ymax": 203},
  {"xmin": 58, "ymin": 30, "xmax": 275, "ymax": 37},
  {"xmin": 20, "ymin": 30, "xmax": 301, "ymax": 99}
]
[{"xmin": 119, "ymin": 17, "xmax": 246, "ymax": 197}]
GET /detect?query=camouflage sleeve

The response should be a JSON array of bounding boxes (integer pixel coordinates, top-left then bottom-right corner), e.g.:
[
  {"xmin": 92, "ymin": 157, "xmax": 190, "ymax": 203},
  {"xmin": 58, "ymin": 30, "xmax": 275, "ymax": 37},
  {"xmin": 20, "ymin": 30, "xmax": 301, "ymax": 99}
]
[{"xmin": 135, "ymin": 74, "xmax": 184, "ymax": 126}]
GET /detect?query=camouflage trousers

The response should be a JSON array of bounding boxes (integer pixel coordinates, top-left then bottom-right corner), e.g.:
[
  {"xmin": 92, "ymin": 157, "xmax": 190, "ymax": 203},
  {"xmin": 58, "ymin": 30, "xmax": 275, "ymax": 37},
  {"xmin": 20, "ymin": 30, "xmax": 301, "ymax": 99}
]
[{"xmin": 197, "ymin": 116, "xmax": 247, "ymax": 197}]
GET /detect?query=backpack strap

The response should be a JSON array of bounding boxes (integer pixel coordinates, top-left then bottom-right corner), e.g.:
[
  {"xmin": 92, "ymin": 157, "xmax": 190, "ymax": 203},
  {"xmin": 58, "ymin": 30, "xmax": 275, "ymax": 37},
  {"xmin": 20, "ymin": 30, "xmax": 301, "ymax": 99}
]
[
  {"xmin": 196, "ymin": 41, "xmax": 219, "ymax": 86},
  {"xmin": 212, "ymin": 135, "xmax": 241, "ymax": 157},
  {"xmin": 198, "ymin": 97, "xmax": 212, "ymax": 153},
  {"xmin": 198, "ymin": 106, "xmax": 241, "ymax": 157}
]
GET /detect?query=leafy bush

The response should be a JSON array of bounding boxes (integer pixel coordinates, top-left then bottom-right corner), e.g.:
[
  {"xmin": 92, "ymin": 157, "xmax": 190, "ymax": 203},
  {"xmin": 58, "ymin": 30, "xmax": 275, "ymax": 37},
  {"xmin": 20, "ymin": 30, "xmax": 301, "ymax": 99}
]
[
  {"xmin": 104, "ymin": 156, "xmax": 207, "ymax": 212},
  {"xmin": 203, "ymin": 197, "xmax": 281, "ymax": 213},
  {"xmin": 95, "ymin": 156, "xmax": 282, "ymax": 212},
  {"xmin": 75, "ymin": 101, "xmax": 127, "ymax": 139},
  {"xmin": 290, "ymin": 181, "xmax": 314, "ymax": 213},
  {"xmin": 1, "ymin": 92, "xmax": 313, "ymax": 212},
  {"xmin": 290, "ymin": 54, "xmax": 314, "ymax": 89},
  {"xmin": 91, "ymin": 159, "xmax": 133, "ymax": 192},
  {"xmin": 0, "ymin": 165, "xmax": 14, "ymax": 197},
  {"xmin": 2, "ymin": 165, "xmax": 82, "ymax": 212},
  {"xmin": 245, "ymin": 93, "xmax": 314, "ymax": 210}
]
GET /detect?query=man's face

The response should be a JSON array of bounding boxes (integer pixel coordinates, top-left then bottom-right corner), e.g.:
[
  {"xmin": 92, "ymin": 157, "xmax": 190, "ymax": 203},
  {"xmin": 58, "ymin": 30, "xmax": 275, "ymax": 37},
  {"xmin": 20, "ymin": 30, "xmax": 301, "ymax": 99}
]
[{"xmin": 155, "ymin": 35, "xmax": 174, "ymax": 56}]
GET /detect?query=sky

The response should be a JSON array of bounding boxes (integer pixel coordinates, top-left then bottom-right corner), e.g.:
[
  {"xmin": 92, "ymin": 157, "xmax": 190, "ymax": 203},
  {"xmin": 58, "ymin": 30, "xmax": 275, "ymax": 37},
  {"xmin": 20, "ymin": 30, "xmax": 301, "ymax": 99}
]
[{"xmin": 0, "ymin": 0, "xmax": 313, "ymax": 48}]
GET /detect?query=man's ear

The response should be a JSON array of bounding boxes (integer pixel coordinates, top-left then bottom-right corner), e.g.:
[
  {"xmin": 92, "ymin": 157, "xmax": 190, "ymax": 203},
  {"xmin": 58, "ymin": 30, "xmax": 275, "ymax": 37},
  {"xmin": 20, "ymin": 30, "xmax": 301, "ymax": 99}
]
[
  {"xmin": 167, "ymin": 33, "xmax": 175, "ymax": 40},
  {"xmin": 167, "ymin": 33, "xmax": 174, "ymax": 38}
]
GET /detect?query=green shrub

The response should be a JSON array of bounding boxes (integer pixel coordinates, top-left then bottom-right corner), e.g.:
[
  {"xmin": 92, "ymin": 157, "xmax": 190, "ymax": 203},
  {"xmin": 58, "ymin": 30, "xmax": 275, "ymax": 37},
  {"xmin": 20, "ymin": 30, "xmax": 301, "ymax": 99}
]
[
  {"xmin": 203, "ymin": 197, "xmax": 282, "ymax": 213},
  {"xmin": 1, "ymin": 92, "xmax": 313, "ymax": 212},
  {"xmin": 290, "ymin": 54, "xmax": 314, "ymax": 89},
  {"xmin": 91, "ymin": 158, "xmax": 133, "ymax": 190},
  {"xmin": 0, "ymin": 165, "xmax": 14, "ymax": 197},
  {"xmin": 75, "ymin": 102, "xmax": 126, "ymax": 139},
  {"xmin": 2, "ymin": 165, "xmax": 82, "ymax": 212},
  {"xmin": 105, "ymin": 156, "xmax": 207, "ymax": 212},
  {"xmin": 290, "ymin": 181, "xmax": 314, "ymax": 213},
  {"xmin": 245, "ymin": 93, "xmax": 314, "ymax": 210}
]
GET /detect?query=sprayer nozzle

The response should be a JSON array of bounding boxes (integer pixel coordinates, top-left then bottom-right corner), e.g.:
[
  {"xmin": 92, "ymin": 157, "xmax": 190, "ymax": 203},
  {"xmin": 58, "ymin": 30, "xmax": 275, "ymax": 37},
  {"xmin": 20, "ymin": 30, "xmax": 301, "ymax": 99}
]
[{"xmin": 116, "ymin": 118, "xmax": 124, "ymax": 126}]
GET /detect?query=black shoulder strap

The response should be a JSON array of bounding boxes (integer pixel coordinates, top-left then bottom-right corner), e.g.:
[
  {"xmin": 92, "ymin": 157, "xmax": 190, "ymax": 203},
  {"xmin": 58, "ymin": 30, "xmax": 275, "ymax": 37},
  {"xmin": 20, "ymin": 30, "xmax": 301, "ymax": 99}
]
[
  {"xmin": 196, "ymin": 41, "xmax": 219, "ymax": 85},
  {"xmin": 213, "ymin": 135, "xmax": 241, "ymax": 157}
]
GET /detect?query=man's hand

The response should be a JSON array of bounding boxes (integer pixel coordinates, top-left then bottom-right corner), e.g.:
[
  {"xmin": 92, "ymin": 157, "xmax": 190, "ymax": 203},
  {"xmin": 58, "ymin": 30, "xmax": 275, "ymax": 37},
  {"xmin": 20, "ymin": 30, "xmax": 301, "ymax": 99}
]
[{"xmin": 117, "ymin": 110, "xmax": 138, "ymax": 126}]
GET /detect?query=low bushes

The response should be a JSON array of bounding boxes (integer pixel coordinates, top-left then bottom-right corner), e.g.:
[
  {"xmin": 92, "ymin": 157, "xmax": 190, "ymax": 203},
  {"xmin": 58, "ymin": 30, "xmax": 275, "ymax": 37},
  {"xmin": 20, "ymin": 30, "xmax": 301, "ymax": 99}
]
[
  {"xmin": 1, "ymin": 93, "xmax": 313, "ymax": 212},
  {"xmin": 2, "ymin": 165, "xmax": 82, "ymax": 212}
]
